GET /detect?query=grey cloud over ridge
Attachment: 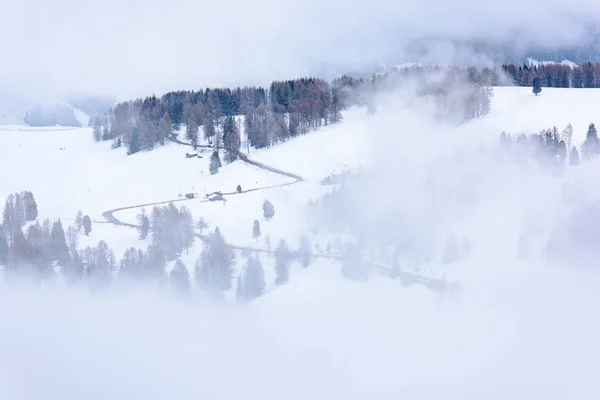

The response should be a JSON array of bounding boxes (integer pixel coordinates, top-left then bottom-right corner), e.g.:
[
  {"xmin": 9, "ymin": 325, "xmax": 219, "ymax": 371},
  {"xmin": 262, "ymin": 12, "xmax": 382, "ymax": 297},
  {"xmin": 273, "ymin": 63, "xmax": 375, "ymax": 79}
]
[{"xmin": 1, "ymin": 0, "xmax": 600, "ymax": 100}]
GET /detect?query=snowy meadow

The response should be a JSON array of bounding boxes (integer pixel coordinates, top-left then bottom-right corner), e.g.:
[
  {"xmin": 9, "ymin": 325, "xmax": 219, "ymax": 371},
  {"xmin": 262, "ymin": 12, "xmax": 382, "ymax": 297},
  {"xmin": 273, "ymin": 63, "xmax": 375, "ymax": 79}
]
[{"xmin": 1, "ymin": 85, "xmax": 600, "ymax": 399}]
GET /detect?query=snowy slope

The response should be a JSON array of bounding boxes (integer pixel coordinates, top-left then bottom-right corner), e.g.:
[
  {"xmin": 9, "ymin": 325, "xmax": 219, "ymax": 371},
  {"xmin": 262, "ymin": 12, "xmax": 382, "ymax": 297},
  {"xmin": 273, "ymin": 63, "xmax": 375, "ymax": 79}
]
[
  {"xmin": 2, "ymin": 87, "xmax": 600, "ymax": 400},
  {"xmin": 2, "ymin": 86, "xmax": 600, "ymax": 283}
]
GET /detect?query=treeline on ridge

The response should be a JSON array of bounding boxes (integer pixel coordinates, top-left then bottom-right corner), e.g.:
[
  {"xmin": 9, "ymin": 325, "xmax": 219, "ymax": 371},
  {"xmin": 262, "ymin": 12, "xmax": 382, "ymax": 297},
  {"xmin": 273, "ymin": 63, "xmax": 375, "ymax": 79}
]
[{"xmin": 92, "ymin": 66, "xmax": 495, "ymax": 156}]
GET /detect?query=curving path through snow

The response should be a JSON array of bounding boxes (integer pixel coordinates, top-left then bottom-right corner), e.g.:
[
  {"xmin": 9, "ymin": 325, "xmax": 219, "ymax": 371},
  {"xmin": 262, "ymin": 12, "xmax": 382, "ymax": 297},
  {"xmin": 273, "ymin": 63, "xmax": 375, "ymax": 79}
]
[{"xmin": 102, "ymin": 136, "xmax": 453, "ymax": 292}]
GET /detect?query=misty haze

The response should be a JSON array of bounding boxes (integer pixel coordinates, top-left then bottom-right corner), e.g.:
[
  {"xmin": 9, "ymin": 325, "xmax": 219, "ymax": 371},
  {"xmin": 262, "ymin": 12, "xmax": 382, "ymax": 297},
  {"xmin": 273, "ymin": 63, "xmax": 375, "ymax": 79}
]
[{"xmin": 1, "ymin": 1, "xmax": 600, "ymax": 400}]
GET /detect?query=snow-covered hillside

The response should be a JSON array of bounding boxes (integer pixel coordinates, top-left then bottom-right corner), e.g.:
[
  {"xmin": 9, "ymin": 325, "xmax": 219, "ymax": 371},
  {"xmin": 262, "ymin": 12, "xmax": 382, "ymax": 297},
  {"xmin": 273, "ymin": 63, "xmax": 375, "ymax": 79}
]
[
  {"xmin": 2, "ymin": 86, "xmax": 600, "ymax": 283},
  {"xmin": 2, "ymin": 86, "xmax": 600, "ymax": 399}
]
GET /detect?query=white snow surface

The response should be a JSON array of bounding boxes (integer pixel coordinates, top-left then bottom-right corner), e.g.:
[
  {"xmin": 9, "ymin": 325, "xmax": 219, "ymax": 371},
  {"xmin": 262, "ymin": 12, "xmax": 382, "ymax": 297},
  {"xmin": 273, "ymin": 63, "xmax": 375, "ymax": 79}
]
[{"xmin": 1, "ymin": 86, "xmax": 600, "ymax": 399}]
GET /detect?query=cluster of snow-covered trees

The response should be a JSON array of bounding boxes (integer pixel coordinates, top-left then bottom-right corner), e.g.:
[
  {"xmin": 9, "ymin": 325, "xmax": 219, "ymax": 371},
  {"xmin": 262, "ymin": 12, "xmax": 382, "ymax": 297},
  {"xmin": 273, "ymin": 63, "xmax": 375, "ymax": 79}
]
[
  {"xmin": 91, "ymin": 66, "xmax": 495, "ymax": 156},
  {"xmin": 501, "ymin": 62, "xmax": 600, "ymax": 88},
  {"xmin": 499, "ymin": 122, "xmax": 600, "ymax": 169},
  {"xmin": 0, "ymin": 192, "xmax": 323, "ymax": 301}
]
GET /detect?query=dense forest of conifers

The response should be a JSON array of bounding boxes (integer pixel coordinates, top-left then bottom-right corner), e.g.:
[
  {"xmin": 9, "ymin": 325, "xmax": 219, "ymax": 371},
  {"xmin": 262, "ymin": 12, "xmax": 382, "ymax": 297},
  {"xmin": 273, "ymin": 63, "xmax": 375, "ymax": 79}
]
[
  {"xmin": 91, "ymin": 61, "xmax": 600, "ymax": 158},
  {"xmin": 92, "ymin": 66, "xmax": 494, "ymax": 156}
]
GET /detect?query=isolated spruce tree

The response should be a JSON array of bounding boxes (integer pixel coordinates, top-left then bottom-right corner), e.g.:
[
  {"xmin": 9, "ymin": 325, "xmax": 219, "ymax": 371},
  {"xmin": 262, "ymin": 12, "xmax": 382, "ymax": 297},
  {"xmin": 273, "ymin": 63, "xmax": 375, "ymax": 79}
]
[
  {"xmin": 209, "ymin": 151, "xmax": 222, "ymax": 175},
  {"xmin": 582, "ymin": 123, "xmax": 600, "ymax": 160},
  {"xmin": 532, "ymin": 76, "xmax": 542, "ymax": 96},
  {"xmin": 23, "ymin": 191, "xmax": 38, "ymax": 221},
  {"xmin": 252, "ymin": 220, "xmax": 261, "ymax": 240},
  {"xmin": 274, "ymin": 239, "xmax": 291, "ymax": 285},
  {"xmin": 137, "ymin": 208, "xmax": 150, "ymax": 239},
  {"xmin": 570, "ymin": 147, "xmax": 581, "ymax": 166},
  {"xmin": 262, "ymin": 199, "xmax": 275, "ymax": 220},
  {"xmin": 170, "ymin": 259, "xmax": 190, "ymax": 297},
  {"xmin": 82, "ymin": 215, "xmax": 92, "ymax": 236}
]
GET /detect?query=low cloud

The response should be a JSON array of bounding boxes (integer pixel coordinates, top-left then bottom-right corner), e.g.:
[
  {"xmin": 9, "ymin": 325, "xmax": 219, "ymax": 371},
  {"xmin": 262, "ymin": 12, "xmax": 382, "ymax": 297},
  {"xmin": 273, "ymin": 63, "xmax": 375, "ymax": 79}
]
[{"xmin": 1, "ymin": 0, "xmax": 600, "ymax": 101}]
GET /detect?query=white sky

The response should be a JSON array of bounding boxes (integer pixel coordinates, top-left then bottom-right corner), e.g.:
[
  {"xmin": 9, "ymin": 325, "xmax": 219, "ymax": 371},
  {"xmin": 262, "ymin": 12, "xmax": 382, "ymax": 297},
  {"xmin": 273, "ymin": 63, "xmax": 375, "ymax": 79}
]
[{"xmin": 1, "ymin": 0, "xmax": 600, "ymax": 100}]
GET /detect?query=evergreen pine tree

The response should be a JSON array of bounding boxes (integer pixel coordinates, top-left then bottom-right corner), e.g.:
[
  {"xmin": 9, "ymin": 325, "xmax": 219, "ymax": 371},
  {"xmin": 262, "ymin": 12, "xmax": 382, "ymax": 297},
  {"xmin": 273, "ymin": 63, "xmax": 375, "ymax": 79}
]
[
  {"xmin": 582, "ymin": 123, "xmax": 600, "ymax": 160},
  {"xmin": 170, "ymin": 259, "xmax": 190, "ymax": 297},
  {"xmin": 93, "ymin": 118, "xmax": 102, "ymax": 142},
  {"xmin": 203, "ymin": 116, "xmax": 216, "ymax": 145},
  {"xmin": 570, "ymin": 147, "xmax": 581, "ymax": 166},
  {"xmin": 262, "ymin": 199, "xmax": 275, "ymax": 220},
  {"xmin": 241, "ymin": 254, "xmax": 265, "ymax": 300},
  {"xmin": 50, "ymin": 220, "xmax": 71, "ymax": 264},
  {"xmin": 82, "ymin": 215, "xmax": 92, "ymax": 236},
  {"xmin": 209, "ymin": 151, "xmax": 222, "ymax": 175},
  {"xmin": 186, "ymin": 118, "xmax": 199, "ymax": 149},
  {"xmin": 274, "ymin": 239, "xmax": 290, "ymax": 285},
  {"xmin": 23, "ymin": 191, "xmax": 38, "ymax": 221},
  {"xmin": 137, "ymin": 208, "xmax": 150, "ymax": 239},
  {"xmin": 235, "ymin": 273, "xmax": 246, "ymax": 302},
  {"xmin": 252, "ymin": 220, "xmax": 261, "ymax": 240},
  {"xmin": 532, "ymin": 76, "xmax": 542, "ymax": 96},
  {"xmin": 195, "ymin": 227, "xmax": 235, "ymax": 294}
]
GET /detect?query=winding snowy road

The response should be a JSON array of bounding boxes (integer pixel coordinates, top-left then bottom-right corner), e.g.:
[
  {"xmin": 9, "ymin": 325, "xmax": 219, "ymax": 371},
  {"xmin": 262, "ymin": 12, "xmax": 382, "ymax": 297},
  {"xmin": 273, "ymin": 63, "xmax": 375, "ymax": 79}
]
[{"xmin": 102, "ymin": 136, "xmax": 453, "ymax": 292}]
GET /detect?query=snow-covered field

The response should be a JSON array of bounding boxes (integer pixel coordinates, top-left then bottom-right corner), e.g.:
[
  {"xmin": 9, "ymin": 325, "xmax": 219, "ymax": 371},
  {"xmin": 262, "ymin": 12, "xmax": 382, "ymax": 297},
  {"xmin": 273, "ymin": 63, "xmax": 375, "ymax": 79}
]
[
  {"xmin": 2, "ymin": 86, "xmax": 600, "ymax": 399},
  {"xmin": 2, "ymin": 86, "xmax": 600, "ymax": 275}
]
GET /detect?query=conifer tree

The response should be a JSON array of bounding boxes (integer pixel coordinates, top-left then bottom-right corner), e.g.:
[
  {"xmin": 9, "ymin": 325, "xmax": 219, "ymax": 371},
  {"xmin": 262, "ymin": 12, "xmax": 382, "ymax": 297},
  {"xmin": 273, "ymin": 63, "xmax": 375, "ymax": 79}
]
[
  {"xmin": 82, "ymin": 215, "xmax": 92, "ymax": 236},
  {"xmin": 262, "ymin": 199, "xmax": 275, "ymax": 220},
  {"xmin": 93, "ymin": 118, "xmax": 102, "ymax": 142},
  {"xmin": 274, "ymin": 239, "xmax": 290, "ymax": 285},
  {"xmin": 195, "ymin": 227, "xmax": 235, "ymax": 293},
  {"xmin": 170, "ymin": 259, "xmax": 190, "ymax": 297},
  {"xmin": 186, "ymin": 118, "xmax": 199, "ymax": 149},
  {"xmin": 23, "ymin": 191, "xmax": 38, "ymax": 221},
  {"xmin": 252, "ymin": 220, "xmax": 261, "ymax": 240},
  {"xmin": 532, "ymin": 76, "xmax": 542, "ymax": 96},
  {"xmin": 137, "ymin": 208, "xmax": 150, "ymax": 240},
  {"xmin": 241, "ymin": 254, "xmax": 265, "ymax": 299},
  {"xmin": 158, "ymin": 113, "xmax": 171, "ymax": 146},
  {"xmin": 570, "ymin": 147, "xmax": 581, "ymax": 166},
  {"xmin": 204, "ymin": 115, "xmax": 216, "ymax": 145},
  {"xmin": 582, "ymin": 123, "xmax": 600, "ymax": 160},
  {"xmin": 209, "ymin": 151, "xmax": 222, "ymax": 175}
]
